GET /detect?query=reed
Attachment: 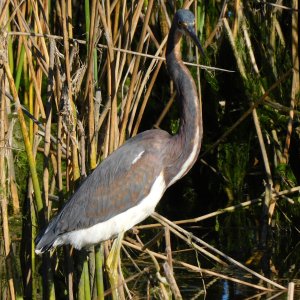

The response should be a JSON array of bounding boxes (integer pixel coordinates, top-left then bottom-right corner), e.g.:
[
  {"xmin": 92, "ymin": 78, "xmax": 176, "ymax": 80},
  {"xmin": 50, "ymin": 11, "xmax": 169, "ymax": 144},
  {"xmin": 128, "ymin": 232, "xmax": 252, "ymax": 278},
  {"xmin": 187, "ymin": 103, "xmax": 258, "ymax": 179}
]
[{"xmin": 0, "ymin": 1, "xmax": 299, "ymax": 298}]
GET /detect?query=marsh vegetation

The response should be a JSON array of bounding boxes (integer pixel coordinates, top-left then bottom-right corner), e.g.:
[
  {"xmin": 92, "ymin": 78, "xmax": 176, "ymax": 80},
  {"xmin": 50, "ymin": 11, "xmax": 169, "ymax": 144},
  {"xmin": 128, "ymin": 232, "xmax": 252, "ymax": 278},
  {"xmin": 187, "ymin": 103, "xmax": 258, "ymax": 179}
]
[{"xmin": 0, "ymin": 0, "xmax": 299, "ymax": 299}]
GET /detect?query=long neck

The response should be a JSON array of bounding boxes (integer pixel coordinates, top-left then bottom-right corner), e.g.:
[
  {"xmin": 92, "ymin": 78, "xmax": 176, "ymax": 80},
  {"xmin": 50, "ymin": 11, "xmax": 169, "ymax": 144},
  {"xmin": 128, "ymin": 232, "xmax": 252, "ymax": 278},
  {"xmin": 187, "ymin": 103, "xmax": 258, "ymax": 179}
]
[{"xmin": 165, "ymin": 26, "xmax": 203, "ymax": 186}]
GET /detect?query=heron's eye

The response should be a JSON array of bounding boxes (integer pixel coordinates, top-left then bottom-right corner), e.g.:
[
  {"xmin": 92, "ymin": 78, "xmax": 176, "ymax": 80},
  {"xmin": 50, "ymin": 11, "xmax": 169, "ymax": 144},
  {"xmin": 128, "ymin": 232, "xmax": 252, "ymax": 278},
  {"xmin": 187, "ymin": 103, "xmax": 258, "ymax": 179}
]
[{"xmin": 178, "ymin": 20, "xmax": 183, "ymax": 26}]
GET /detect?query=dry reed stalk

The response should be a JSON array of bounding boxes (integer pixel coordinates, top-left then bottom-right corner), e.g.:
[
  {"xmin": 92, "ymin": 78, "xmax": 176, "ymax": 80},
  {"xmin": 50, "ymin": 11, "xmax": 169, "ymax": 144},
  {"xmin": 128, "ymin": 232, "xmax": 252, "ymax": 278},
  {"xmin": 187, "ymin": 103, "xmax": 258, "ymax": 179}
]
[
  {"xmin": 97, "ymin": 2, "xmax": 117, "ymax": 154},
  {"xmin": 11, "ymin": 0, "xmax": 46, "ymax": 118},
  {"xmin": 150, "ymin": 216, "xmax": 228, "ymax": 267},
  {"xmin": 156, "ymin": 198, "xmax": 261, "ymax": 227},
  {"xmin": 4, "ymin": 62, "xmax": 44, "ymax": 217},
  {"xmin": 1, "ymin": 2, "xmax": 298, "ymax": 298},
  {"xmin": 33, "ymin": 69, "xmax": 42, "ymax": 148},
  {"xmin": 122, "ymin": 240, "xmax": 275, "ymax": 292},
  {"xmin": 244, "ymin": 290, "xmax": 270, "ymax": 300},
  {"xmin": 160, "ymin": 0, "xmax": 171, "ymax": 30},
  {"xmin": 242, "ymin": 20, "xmax": 260, "ymax": 78},
  {"xmin": 268, "ymin": 0, "xmax": 299, "ymax": 225},
  {"xmin": 270, "ymin": 14, "xmax": 278, "ymax": 78},
  {"xmin": 55, "ymin": 59, "xmax": 75, "ymax": 300},
  {"xmin": 127, "ymin": 2, "xmax": 145, "ymax": 45},
  {"xmin": 99, "ymin": 2, "xmax": 134, "ymax": 81},
  {"xmin": 106, "ymin": 233, "xmax": 125, "ymax": 300},
  {"xmin": 264, "ymin": 99, "xmax": 300, "ymax": 116},
  {"xmin": 163, "ymin": 224, "xmax": 182, "ymax": 296},
  {"xmin": 43, "ymin": 39, "xmax": 55, "ymax": 215},
  {"xmin": 274, "ymin": 17, "xmax": 285, "ymax": 47},
  {"xmin": 232, "ymin": 0, "xmax": 240, "ymax": 38},
  {"xmin": 7, "ymin": 31, "xmax": 225, "ymax": 72},
  {"xmin": 60, "ymin": 0, "xmax": 80, "ymax": 182},
  {"xmin": 131, "ymin": 57, "xmax": 162, "ymax": 136},
  {"xmin": 1, "ymin": 65, "xmax": 16, "ymax": 300},
  {"xmin": 78, "ymin": 121, "xmax": 86, "ymax": 178},
  {"xmin": 127, "ymin": 57, "xmax": 149, "ymax": 134},
  {"xmin": 67, "ymin": 0, "xmax": 72, "ymax": 38},
  {"xmin": 119, "ymin": 0, "xmax": 154, "ymax": 145},
  {"xmin": 146, "ymin": 248, "xmax": 170, "ymax": 300},
  {"xmin": 30, "ymin": 0, "xmax": 49, "ymax": 65},
  {"xmin": 152, "ymin": 212, "xmax": 286, "ymax": 290},
  {"xmin": 164, "ymin": 227, "xmax": 173, "ymax": 272},
  {"xmin": 287, "ymin": 282, "xmax": 295, "ymax": 300},
  {"xmin": 252, "ymin": 106, "xmax": 274, "ymax": 227},
  {"xmin": 288, "ymin": 0, "xmax": 300, "ymax": 137},
  {"xmin": 2, "ymin": 27, "xmax": 20, "ymax": 216},
  {"xmin": 266, "ymin": 290, "xmax": 289, "ymax": 300},
  {"xmin": 112, "ymin": 1, "xmax": 120, "ymax": 39},
  {"xmin": 261, "ymin": 2, "xmax": 299, "ymax": 11},
  {"xmin": 138, "ymin": 185, "xmax": 300, "ymax": 230},
  {"xmin": 41, "ymin": 39, "xmax": 56, "ymax": 300},
  {"xmin": 7, "ymin": 140, "xmax": 20, "ymax": 214},
  {"xmin": 107, "ymin": 0, "xmax": 120, "ymax": 154},
  {"xmin": 98, "ymin": 3, "xmax": 129, "ymax": 296},
  {"xmin": 223, "ymin": 17, "xmax": 247, "ymax": 79},
  {"xmin": 183, "ymin": 0, "xmax": 196, "ymax": 9},
  {"xmin": 49, "ymin": 153, "xmax": 58, "ymax": 202},
  {"xmin": 86, "ymin": 0, "xmax": 98, "ymax": 169},
  {"xmin": 163, "ymin": 262, "xmax": 182, "ymax": 300},
  {"xmin": 10, "ymin": 4, "xmax": 47, "ymax": 73},
  {"xmin": 57, "ymin": 115, "xmax": 63, "ymax": 193},
  {"xmin": 190, "ymin": 278, "xmax": 217, "ymax": 299},
  {"xmin": 102, "ymin": 111, "xmax": 110, "ymax": 160},
  {"xmin": 131, "ymin": 39, "xmax": 167, "ymax": 136},
  {"xmin": 154, "ymin": 92, "xmax": 176, "ymax": 129},
  {"xmin": 0, "ymin": 1, "xmax": 10, "ymax": 25},
  {"xmin": 121, "ymin": 245, "xmax": 143, "ymax": 276}
]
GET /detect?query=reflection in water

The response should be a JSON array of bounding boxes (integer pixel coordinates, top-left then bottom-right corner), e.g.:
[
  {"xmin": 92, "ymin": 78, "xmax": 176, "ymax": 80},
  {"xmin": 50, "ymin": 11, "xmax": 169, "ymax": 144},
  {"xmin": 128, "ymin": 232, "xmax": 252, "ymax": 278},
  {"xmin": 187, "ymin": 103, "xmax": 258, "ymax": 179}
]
[{"xmin": 222, "ymin": 280, "xmax": 229, "ymax": 300}]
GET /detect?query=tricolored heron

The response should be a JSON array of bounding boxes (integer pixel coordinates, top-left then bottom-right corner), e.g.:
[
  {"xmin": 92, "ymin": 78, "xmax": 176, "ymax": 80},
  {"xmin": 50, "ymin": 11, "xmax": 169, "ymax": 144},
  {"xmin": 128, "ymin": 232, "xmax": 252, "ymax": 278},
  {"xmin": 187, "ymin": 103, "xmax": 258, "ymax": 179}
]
[{"xmin": 35, "ymin": 9, "xmax": 203, "ymax": 254}]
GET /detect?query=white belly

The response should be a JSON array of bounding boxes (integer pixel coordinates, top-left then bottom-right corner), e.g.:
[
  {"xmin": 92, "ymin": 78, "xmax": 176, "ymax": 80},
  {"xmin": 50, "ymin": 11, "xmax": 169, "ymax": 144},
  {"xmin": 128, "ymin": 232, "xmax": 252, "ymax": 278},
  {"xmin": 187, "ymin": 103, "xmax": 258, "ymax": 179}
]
[{"xmin": 53, "ymin": 172, "xmax": 166, "ymax": 249}]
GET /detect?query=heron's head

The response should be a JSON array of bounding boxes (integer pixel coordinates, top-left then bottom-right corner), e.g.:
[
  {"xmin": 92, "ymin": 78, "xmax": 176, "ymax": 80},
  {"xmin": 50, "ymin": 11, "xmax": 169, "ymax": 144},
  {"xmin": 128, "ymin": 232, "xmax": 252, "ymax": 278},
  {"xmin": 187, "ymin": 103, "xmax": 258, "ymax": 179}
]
[{"xmin": 173, "ymin": 9, "xmax": 204, "ymax": 56}]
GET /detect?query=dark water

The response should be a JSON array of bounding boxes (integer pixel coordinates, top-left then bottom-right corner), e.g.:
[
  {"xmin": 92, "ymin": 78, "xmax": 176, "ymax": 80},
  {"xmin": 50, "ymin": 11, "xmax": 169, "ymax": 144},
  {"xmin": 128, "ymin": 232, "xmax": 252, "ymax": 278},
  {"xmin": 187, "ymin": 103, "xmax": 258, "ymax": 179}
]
[
  {"xmin": 178, "ymin": 273, "xmax": 300, "ymax": 299},
  {"xmin": 177, "ymin": 224, "xmax": 300, "ymax": 299},
  {"xmin": 125, "ymin": 225, "xmax": 300, "ymax": 299}
]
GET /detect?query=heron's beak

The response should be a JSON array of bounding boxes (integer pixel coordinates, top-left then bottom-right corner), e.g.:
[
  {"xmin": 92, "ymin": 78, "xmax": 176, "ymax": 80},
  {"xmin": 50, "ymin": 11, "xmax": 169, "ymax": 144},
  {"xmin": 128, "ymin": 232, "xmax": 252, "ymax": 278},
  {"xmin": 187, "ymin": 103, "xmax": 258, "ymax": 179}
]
[{"xmin": 184, "ymin": 24, "xmax": 205, "ymax": 57}]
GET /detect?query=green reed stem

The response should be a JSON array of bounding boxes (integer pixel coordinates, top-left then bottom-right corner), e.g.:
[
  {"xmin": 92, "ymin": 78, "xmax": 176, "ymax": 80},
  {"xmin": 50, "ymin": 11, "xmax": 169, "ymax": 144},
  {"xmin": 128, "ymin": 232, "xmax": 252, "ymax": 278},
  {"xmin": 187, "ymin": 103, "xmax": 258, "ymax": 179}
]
[
  {"xmin": 95, "ymin": 245, "xmax": 104, "ymax": 299},
  {"xmin": 15, "ymin": 45, "xmax": 25, "ymax": 92},
  {"xmin": 83, "ymin": 259, "xmax": 91, "ymax": 300}
]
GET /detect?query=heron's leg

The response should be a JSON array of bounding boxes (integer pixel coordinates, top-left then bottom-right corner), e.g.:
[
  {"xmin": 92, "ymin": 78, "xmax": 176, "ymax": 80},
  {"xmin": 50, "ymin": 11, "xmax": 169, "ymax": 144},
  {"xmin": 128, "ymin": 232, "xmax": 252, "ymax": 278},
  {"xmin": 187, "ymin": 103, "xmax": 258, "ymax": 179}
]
[{"xmin": 106, "ymin": 231, "xmax": 125, "ymax": 299}]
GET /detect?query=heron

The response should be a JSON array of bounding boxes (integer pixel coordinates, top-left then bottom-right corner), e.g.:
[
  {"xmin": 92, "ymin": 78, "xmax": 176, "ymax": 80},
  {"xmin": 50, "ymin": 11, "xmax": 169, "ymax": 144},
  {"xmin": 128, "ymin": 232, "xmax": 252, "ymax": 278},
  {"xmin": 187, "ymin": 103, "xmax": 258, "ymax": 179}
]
[{"xmin": 35, "ymin": 9, "xmax": 204, "ymax": 255}]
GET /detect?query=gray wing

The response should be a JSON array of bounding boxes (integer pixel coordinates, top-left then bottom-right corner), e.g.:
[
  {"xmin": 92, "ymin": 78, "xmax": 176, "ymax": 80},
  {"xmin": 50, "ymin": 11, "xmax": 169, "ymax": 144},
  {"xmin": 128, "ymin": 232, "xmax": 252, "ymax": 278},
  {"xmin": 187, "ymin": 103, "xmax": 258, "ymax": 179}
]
[{"xmin": 50, "ymin": 130, "xmax": 170, "ymax": 235}]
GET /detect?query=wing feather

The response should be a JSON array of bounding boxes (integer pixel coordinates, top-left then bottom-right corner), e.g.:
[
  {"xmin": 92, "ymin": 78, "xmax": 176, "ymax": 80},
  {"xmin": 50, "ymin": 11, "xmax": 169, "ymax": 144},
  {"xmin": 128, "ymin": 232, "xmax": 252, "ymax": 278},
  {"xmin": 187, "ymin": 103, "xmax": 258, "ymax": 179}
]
[{"xmin": 51, "ymin": 130, "xmax": 170, "ymax": 235}]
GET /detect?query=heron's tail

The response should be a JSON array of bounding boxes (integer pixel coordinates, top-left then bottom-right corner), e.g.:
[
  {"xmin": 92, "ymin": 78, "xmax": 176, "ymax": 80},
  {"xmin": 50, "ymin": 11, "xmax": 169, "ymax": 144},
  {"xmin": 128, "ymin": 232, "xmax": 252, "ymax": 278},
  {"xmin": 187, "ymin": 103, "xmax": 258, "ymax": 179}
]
[
  {"xmin": 35, "ymin": 230, "xmax": 55, "ymax": 254},
  {"xmin": 34, "ymin": 207, "xmax": 67, "ymax": 254}
]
